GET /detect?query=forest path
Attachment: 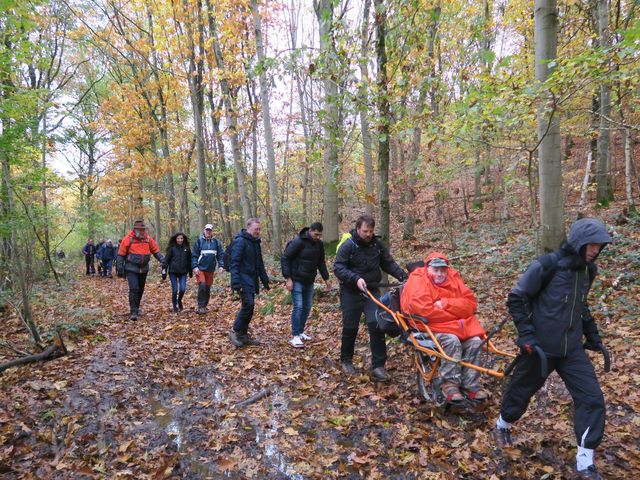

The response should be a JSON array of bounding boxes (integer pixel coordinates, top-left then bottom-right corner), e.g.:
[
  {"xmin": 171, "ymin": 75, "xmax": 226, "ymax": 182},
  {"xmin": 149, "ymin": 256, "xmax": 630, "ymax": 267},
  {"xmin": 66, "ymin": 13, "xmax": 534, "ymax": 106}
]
[{"xmin": 2, "ymin": 223, "xmax": 640, "ymax": 478}]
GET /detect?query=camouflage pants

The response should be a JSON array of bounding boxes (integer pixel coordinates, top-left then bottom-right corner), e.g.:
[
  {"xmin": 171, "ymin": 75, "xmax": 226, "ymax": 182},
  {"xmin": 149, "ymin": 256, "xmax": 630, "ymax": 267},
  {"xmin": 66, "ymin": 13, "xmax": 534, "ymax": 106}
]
[{"xmin": 435, "ymin": 333, "xmax": 482, "ymax": 389}]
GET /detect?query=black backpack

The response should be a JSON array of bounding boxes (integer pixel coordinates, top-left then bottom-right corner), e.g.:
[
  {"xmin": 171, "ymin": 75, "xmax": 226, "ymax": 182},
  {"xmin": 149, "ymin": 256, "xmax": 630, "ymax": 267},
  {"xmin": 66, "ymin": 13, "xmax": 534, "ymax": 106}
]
[
  {"xmin": 536, "ymin": 250, "xmax": 596, "ymax": 293},
  {"xmin": 222, "ymin": 241, "xmax": 234, "ymax": 272},
  {"xmin": 375, "ymin": 286, "xmax": 402, "ymax": 337}
]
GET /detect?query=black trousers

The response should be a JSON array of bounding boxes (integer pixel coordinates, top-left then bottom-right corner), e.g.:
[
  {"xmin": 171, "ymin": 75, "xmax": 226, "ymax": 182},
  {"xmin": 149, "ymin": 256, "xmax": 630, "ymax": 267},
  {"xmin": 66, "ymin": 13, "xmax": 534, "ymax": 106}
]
[
  {"xmin": 233, "ymin": 291, "xmax": 255, "ymax": 334},
  {"xmin": 500, "ymin": 348, "xmax": 605, "ymax": 449},
  {"xmin": 339, "ymin": 288, "xmax": 387, "ymax": 369},
  {"xmin": 85, "ymin": 255, "xmax": 95, "ymax": 274},
  {"xmin": 126, "ymin": 271, "xmax": 148, "ymax": 316}
]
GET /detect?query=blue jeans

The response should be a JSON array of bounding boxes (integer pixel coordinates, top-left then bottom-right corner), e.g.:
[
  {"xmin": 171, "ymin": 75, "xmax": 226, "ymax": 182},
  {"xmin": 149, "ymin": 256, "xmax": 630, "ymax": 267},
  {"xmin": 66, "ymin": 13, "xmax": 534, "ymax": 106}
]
[
  {"xmin": 102, "ymin": 259, "xmax": 113, "ymax": 276},
  {"xmin": 291, "ymin": 281, "xmax": 314, "ymax": 336},
  {"xmin": 170, "ymin": 273, "xmax": 187, "ymax": 307}
]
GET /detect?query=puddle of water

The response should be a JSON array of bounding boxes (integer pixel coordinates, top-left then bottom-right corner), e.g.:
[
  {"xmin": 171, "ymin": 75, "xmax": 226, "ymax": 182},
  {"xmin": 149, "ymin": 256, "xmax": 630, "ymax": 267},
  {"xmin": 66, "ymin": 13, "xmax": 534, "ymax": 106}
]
[{"xmin": 254, "ymin": 388, "xmax": 305, "ymax": 480}]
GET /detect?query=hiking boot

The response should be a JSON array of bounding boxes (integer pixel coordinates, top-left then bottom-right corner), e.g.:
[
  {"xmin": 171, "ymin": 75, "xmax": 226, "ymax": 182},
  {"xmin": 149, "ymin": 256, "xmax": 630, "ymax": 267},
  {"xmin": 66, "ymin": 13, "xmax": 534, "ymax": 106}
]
[
  {"xmin": 177, "ymin": 300, "xmax": 184, "ymax": 311},
  {"xmin": 299, "ymin": 332, "xmax": 312, "ymax": 341},
  {"xmin": 229, "ymin": 330, "xmax": 245, "ymax": 348},
  {"xmin": 289, "ymin": 336, "xmax": 305, "ymax": 348},
  {"xmin": 575, "ymin": 465, "xmax": 601, "ymax": 480},
  {"xmin": 129, "ymin": 314, "xmax": 138, "ymax": 321},
  {"xmin": 462, "ymin": 386, "xmax": 489, "ymax": 401},
  {"xmin": 196, "ymin": 306, "xmax": 206, "ymax": 315},
  {"xmin": 441, "ymin": 381, "xmax": 464, "ymax": 402},
  {"xmin": 172, "ymin": 306, "xmax": 179, "ymax": 313},
  {"xmin": 371, "ymin": 367, "xmax": 390, "ymax": 383},
  {"xmin": 341, "ymin": 361, "xmax": 357, "ymax": 375},
  {"xmin": 241, "ymin": 333, "xmax": 261, "ymax": 346},
  {"xmin": 492, "ymin": 427, "xmax": 513, "ymax": 448}
]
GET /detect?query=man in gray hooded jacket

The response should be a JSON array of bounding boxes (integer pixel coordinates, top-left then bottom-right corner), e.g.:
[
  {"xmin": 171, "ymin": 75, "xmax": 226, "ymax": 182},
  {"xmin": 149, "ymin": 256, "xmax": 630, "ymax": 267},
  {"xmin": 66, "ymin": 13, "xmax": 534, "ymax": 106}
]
[{"xmin": 493, "ymin": 218, "xmax": 612, "ymax": 480}]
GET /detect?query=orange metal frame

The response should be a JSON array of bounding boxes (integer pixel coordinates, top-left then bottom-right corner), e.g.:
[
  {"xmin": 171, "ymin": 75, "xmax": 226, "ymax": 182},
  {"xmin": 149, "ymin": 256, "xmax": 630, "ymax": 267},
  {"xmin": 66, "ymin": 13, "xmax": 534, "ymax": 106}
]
[{"xmin": 366, "ymin": 289, "xmax": 516, "ymax": 380}]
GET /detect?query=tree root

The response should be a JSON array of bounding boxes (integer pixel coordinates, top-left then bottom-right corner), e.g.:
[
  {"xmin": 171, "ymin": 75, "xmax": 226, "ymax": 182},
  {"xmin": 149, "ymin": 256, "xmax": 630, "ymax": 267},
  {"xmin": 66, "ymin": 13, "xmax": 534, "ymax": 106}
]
[{"xmin": 0, "ymin": 330, "xmax": 67, "ymax": 374}]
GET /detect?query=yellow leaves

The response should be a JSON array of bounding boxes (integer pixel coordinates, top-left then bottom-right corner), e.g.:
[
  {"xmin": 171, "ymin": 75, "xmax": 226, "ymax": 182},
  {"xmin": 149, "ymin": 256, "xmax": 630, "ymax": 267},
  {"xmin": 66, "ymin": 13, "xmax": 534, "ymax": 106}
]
[{"xmin": 282, "ymin": 427, "xmax": 299, "ymax": 436}]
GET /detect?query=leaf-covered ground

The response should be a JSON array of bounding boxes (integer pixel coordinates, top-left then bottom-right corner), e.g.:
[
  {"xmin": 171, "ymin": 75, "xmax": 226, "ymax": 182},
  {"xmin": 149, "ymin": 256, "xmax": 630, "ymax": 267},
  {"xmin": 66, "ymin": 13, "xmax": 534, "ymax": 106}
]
[{"xmin": 1, "ymin": 214, "xmax": 639, "ymax": 479}]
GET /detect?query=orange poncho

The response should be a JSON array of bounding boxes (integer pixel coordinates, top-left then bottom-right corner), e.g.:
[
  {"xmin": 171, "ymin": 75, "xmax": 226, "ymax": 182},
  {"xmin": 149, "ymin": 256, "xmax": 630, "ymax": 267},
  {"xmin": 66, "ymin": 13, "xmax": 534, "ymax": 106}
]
[{"xmin": 400, "ymin": 252, "xmax": 485, "ymax": 340}]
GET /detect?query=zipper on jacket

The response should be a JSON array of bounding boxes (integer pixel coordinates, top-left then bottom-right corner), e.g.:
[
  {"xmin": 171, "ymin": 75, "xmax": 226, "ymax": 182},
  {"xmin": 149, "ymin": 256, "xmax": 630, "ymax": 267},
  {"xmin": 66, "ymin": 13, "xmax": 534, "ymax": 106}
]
[{"xmin": 565, "ymin": 269, "xmax": 581, "ymax": 356}]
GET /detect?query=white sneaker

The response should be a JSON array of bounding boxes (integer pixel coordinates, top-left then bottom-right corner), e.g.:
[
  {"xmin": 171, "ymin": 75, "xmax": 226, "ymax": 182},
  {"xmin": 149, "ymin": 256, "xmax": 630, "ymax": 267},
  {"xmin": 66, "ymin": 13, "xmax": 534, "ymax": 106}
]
[
  {"xmin": 299, "ymin": 332, "xmax": 312, "ymax": 341},
  {"xmin": 289, "ymin": 336, "xmax": 305, "ymax": 348}
]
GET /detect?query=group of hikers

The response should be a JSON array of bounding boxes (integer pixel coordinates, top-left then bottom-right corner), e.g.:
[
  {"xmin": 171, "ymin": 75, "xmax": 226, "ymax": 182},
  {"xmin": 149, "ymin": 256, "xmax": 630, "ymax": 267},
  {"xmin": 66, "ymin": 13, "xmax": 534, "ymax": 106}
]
[
  {"xmin": 82, "ymin": 239, "xmax": 117, "ymax": 277},
  {"xmin": 82, "ymin": 215, "xmax": 610, "ymax": 479}
]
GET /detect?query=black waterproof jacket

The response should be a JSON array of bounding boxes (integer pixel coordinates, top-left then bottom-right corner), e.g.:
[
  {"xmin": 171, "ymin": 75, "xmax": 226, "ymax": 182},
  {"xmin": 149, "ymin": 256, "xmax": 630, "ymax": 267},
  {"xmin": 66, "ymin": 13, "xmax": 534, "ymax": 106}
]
[
  {"xmin": 229, "ymin": 230, "xmax": 269, "ymax": 294},
  {"xmin": 281, "ymin": 227, "xmax": 330, "ymax": 285},
  {"xmin": 165, "ymin": 245, "xmax": 193, "ymax": 276},
  {"xmin": 507, "ymin": 218, "xmax": 612, "ymax": 358},
  {"xmin": 333, "ymin": 229, "xmax": 407, "ymax": 292}
]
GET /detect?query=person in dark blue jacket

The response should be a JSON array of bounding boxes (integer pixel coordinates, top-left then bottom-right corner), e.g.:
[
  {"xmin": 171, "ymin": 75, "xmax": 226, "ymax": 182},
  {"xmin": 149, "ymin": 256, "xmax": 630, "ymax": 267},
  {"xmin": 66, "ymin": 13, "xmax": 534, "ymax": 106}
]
[
  {"xmin": 229, "ymin": 218, "xmax": 270, "ymax": 347},
  {"xmin": 165, "ymin": 233, "xmax": 193, "ymax": 313},
  {"xmin": 493, "ymin": 218, "xmax": 612, "ymax": 480},
  {"xmin": 281, "ymin": 222, "xmax": 331, "ymax": 348},
  {"xmin": 82, "ymin": 238, "xmax": 96, "ymax": 275},
  {"xmin": 191, "ymin": 224, "xmax": 224, "ymax": 314},
  {"xmin": 97, "ymin": 240, "xmax": 116, "ymax": 277}
]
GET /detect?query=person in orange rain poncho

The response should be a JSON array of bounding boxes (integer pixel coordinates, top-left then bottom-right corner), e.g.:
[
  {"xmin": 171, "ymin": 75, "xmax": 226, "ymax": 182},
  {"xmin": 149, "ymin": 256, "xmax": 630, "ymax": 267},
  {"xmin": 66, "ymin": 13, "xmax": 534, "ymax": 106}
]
[{"xmin": 400, "ymin": 252, "xmax": 488, "ymax": 403}]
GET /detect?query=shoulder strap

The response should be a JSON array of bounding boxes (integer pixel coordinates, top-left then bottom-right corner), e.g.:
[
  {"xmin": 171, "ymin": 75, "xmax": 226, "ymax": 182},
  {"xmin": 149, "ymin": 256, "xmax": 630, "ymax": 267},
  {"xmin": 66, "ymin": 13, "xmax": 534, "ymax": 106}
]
[{"xmin": 537, "ymin": 251, "xmax": 561, "ymax": 292}]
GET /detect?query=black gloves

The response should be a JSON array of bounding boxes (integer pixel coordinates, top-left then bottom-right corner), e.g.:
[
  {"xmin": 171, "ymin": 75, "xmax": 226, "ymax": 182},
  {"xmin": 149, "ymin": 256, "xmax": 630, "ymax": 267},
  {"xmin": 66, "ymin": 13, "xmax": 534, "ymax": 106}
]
[
  {"xmin": 516, "ymin": 334, "xmax": 540, "ymax": 355},
  {"xmin": 583, "ymin": 320, "xmax": 603, "ymax": 351},
  {"xmin": 161, "ymin": 267, "xmax": 167, "ymax": 281}
]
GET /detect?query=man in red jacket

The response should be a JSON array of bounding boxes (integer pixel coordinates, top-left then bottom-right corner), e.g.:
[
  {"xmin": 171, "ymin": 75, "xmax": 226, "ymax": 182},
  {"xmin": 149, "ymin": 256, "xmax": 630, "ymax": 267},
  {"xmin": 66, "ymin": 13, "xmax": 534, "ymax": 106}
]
[
  {"xmin": 400, "ymin": 252, "xmax": 488, "ymax": 402},
  {"xmin": 116, "ymin": 220, "xmax": 165, "ymax": 321}
]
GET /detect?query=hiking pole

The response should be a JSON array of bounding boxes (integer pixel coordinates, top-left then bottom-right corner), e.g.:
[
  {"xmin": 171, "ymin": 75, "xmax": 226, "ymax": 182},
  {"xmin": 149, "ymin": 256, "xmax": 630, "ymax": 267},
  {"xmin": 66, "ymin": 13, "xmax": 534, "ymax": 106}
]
[
  {"xmin": 598, "ymin": 344, "xmax": 611, "ymax": 373},
  {"xmin": 503, "ymin": 346, "xmax": 549, "ymax": 378}
]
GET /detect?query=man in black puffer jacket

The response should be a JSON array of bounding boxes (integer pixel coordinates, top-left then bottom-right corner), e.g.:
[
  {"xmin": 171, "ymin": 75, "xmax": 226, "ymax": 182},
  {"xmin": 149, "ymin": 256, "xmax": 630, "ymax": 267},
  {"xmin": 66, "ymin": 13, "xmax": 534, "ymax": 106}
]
[
  {"xmin": 281, "ymin": 222, "xmax": 332, "ymax": 348},
  {"xmin": 493, "ymin": 218, "xmax": 612, "ymax": 480},
  {"xmin": 334, "ymin": 214, "xmax": 407, "ymax": 382}
]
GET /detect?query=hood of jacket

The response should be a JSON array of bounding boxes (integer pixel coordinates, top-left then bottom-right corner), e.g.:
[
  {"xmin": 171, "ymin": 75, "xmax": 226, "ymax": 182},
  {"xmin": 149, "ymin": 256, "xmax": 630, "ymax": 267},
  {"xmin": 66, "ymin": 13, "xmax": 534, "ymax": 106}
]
[{"xmin": 567, "ymin": 218, "xmax": 611, "ymax": 251}]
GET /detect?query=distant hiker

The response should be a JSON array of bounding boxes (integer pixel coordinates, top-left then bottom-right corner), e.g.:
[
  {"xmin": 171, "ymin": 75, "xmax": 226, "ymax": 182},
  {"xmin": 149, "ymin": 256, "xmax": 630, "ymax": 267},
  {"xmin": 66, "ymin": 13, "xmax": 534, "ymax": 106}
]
[
  {"xmin": 96, "ymin": 238, "xmax": 105, "ymax": 275},
  {"xmin": 493, "ymin": 218, "xmax": 612, "ymax": 480},
  {"xmin": 228, "ymin": 218, "xmax": 270, "ymax": 348},
  {"xmin": 333, "ymin": 214, "xmax": 407, "ymax": 382},
  {"xmin": 116, "ymin": 220, "xmax": 165, "ymax": 321},
  {"xmin": 97, "ymin": 240, "xmax": 116, "ymax": 278},
  {"xmin": 400, "ymin": 252, "xmax": 488, "ymax": 402},
  {"xmin": 192, "ymin": 223, "xmax": 225, "ymax": 314},
  {"xmin": 165, "ymin": 232, "xmax": 192, "ymax": 313},
  {"xmin": 82, "ymin": 238, "xmax": 96, "ymax": 275},
  {"xmin": 281, "ymin": 222, "xmax": 331, "ymax": 348}
]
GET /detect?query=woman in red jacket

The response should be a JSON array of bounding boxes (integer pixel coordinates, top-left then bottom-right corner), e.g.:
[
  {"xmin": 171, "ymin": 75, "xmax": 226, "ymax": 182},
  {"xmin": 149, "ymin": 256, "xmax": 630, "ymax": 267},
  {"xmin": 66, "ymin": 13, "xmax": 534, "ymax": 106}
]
[{"xmin": 400, "ymin": 252, "xmax": 488, "ymax": 402}]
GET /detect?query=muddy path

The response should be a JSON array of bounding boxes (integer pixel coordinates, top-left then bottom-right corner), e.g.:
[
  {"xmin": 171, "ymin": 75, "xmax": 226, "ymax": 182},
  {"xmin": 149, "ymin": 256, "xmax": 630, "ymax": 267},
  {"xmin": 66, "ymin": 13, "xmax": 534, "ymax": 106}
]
[{"xmin": 2, "ymin": 228, "xmax": 639, "ymax": 479}]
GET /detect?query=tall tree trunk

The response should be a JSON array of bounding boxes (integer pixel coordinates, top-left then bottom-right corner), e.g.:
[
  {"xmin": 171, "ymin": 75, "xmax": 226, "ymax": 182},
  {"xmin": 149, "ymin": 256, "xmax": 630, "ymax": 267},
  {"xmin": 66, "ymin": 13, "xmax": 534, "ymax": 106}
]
[
  {"xmin": 207, "ymin": 91, "xmax": 233, "ymax": 241},
  {"xmin": 184, "ymin": 0, "xmax": 208, "ymax": 229},
  {"xmin": 206, "ymin": 0, "xmax": 251, "ymax": 222},
  {"xmin": 535, "ymin": 0, "xmax": 564, "ymax": 252},
  {"xmin": 359, "ymin": 0, "xmax": 374, "ymax": 215},
  {"xmin": 147, "ymin": 4, "xmax": 177, "ymax": 233},
  {"xmin": 1, "ymin": 136, "xmax": 40, "ymax": 344},
  {"xmin": 290, "ymin": 5, "xmax": 313, "ymax": 224},
  {"xmin": 314, "ymin": 0, "xmax": 341, "ymax": 243},
  {"xmin": 374, "ymin": 0, "xmax": 390, "ymax": 247},
  {"xmin": 623, "ymin": 127, "xmax": 635, "ymax": 211},
  {"xmin": 595, "ymin": 0, "xmax": 614, "ymax": 205}
]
